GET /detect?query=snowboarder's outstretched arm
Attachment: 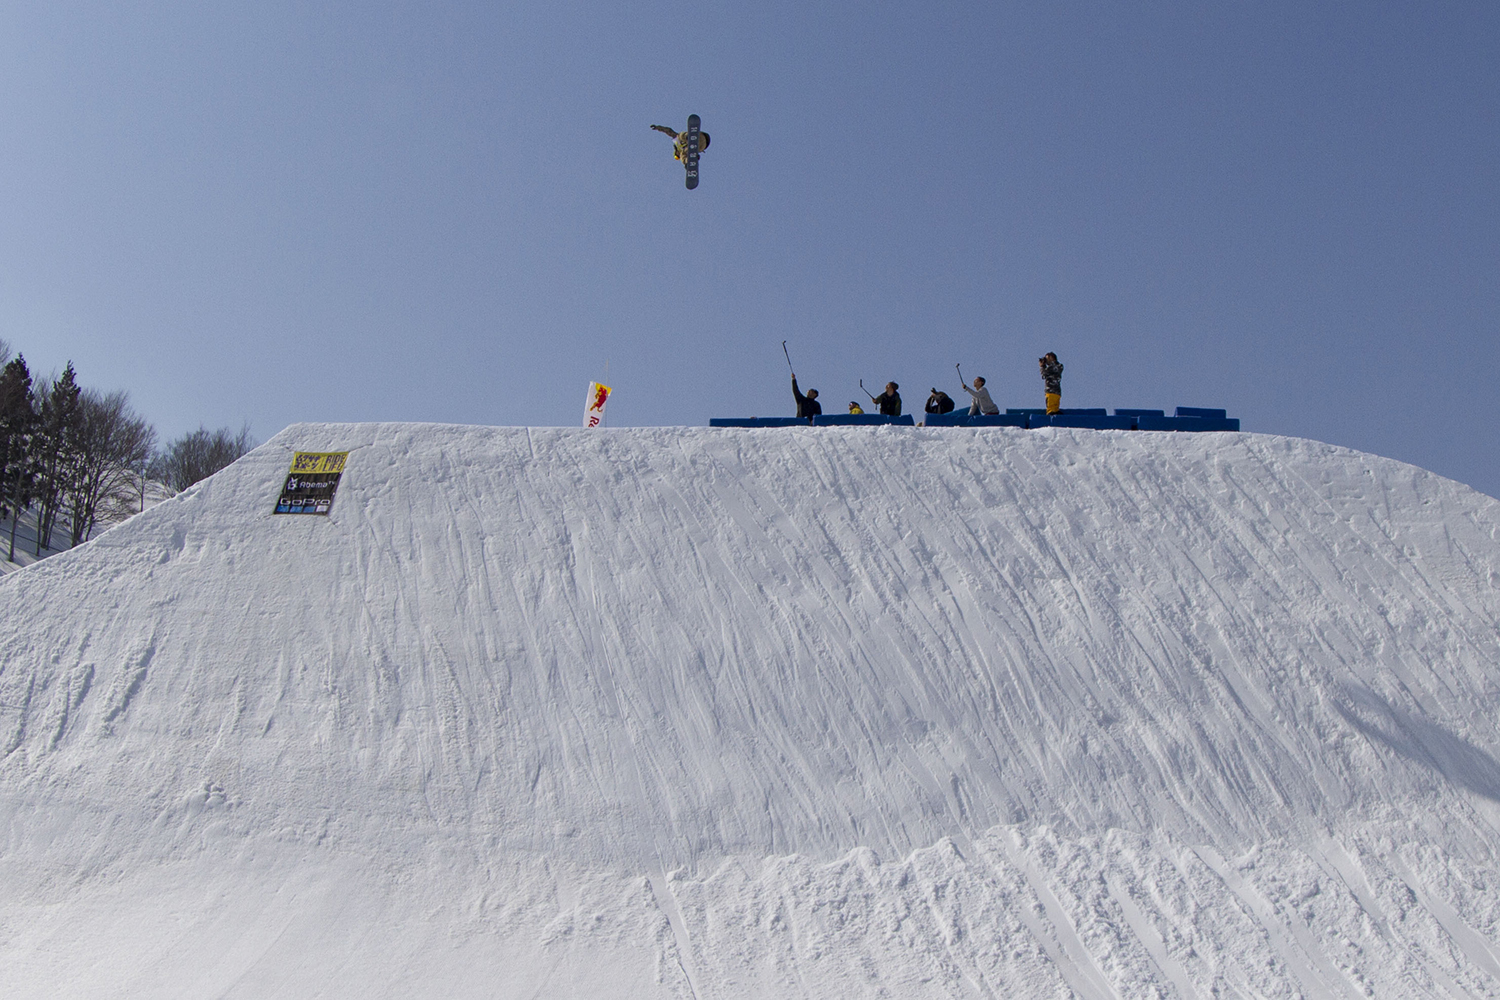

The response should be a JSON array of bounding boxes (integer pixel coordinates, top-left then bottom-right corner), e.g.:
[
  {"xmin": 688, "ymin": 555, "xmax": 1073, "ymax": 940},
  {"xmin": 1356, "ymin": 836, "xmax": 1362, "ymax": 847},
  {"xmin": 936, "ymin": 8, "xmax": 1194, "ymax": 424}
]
[{"xmin": 650, "ymin": 124, "xmax": 680, "ymax": 139}]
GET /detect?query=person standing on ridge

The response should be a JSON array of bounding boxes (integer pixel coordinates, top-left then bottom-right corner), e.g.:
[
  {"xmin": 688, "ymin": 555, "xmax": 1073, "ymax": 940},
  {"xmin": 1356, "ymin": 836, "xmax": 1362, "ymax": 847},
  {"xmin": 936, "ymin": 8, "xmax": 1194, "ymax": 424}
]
[
  {"xmin": 848, "ymin": 401, "xmax": 865, "ymax": 414},
  {"xmin": 870, "ymin": 382, "xmax": 902, "ymax": 417},
  {"xmin": 925, "ymin": 389, "xmax": 956, "ymax": 415},
  {"xmin": 959, "ymin": 375, "xmax": 999, "ymax": 416},
  {"xmin": 1039, "ymin": 353, "xmax": 1064, "ymax": 414},
  {"xmin": 792, "ymin": 375, "xmax": 821, "ymax": 419},
  {"xmin": 650, "ymin": 123, "xmax": 710, "ymax": 162}
]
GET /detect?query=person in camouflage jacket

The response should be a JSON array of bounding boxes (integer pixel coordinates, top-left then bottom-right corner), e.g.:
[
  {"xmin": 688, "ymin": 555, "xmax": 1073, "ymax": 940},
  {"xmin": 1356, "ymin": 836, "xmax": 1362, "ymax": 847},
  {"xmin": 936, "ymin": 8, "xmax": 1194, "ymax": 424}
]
[{"xmin": 1039, "ymin": 353, "xmax": 1063, "ymax": 414}]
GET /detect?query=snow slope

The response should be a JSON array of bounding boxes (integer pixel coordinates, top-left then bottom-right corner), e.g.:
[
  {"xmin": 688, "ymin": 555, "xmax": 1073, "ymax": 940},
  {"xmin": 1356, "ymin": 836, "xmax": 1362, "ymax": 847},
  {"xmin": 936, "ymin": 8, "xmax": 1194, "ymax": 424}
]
[{"xmin": 2, "ymin": 422, "xmax": 1500, "ymax": 998}]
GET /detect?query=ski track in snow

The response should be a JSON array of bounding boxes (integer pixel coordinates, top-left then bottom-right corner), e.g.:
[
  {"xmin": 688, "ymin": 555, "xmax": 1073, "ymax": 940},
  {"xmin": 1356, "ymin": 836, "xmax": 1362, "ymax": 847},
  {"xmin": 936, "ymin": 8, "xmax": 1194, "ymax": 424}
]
[{"xmin": 1, "ymin": 422, "xmax": 1500, "ymax": 997}]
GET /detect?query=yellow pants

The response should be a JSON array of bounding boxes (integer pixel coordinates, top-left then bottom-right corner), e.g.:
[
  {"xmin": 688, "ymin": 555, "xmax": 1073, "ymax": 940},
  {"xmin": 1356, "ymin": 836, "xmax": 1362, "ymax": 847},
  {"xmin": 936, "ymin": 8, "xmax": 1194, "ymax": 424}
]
[{"xmin": 1045, "ymin": 393, "xmax": 1061, "ymax": 414}]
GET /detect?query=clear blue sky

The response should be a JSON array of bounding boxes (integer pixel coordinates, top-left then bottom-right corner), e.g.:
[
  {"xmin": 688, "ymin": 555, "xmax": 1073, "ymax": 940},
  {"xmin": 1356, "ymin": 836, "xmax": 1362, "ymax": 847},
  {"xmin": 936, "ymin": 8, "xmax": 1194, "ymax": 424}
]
[{"xmin": 2, "ymin": 2, "xmax": 1497, "ymax": 496}]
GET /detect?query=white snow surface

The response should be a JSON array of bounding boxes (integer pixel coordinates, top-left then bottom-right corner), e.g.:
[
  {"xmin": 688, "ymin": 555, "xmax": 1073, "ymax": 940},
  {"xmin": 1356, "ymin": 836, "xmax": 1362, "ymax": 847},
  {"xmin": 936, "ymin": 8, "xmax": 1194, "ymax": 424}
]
[{"xmin": 4, "ymin": 422, "xmax": 1500, "ymax": 998}]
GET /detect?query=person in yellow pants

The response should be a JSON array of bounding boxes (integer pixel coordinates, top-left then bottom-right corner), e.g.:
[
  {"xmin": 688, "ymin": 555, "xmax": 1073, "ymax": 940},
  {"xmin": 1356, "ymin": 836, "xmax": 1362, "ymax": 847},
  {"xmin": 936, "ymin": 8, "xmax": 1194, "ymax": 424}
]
[{"xmin": 1039, "ymin": 352, "xmax": 1064, "ymax": 414}]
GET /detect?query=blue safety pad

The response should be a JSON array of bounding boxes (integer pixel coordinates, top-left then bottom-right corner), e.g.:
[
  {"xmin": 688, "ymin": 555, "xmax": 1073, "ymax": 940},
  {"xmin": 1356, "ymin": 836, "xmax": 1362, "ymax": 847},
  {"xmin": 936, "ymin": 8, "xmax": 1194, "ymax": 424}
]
[
  {"xmin": 924, "ymin": 413, "xmax": 1027, "ymax": 428},
  {"xmin": 709, "ymin": 417, "xmax": 809, "ymax": 428},
  {"xmin": 1136, "ymin": 416, "xmax": 1240, "ymax": 432},
  {"xmin": 1009, "ymin": 408, "xmax": 1105, "ymax": 416},
  {"xmin": 1006, "ymin": 408, "xmax": 1049, "ymax": 415},
  {"xmin": 1176, "ymin": 407, "xmax": 1228, "ymax": 419},
  {"xmin": 1185, "ymin": 418, "xmax": 1239, "ymax": 431},
  {"xmin": 1114, "ymin": 409, "xmax": 1165, "ymax": 417},
  {"xmin": 814, "ymin": 413, "xmax": 916, "ymax": 426},
  {"xmin": 1045, "ymin": 414, "xmax": 1137, "ymax": 430},
  {"xmin": 967, "ymin": 414, "xmax": 1029, "ymax": 428}
]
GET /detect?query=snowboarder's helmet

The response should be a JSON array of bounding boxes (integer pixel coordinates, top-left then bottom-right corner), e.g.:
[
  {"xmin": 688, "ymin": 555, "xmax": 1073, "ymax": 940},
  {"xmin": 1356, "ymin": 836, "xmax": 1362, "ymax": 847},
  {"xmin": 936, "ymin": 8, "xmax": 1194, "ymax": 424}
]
[{"xmin": 698, "ymin": 132, "xmax": 710, "ymax": 150}]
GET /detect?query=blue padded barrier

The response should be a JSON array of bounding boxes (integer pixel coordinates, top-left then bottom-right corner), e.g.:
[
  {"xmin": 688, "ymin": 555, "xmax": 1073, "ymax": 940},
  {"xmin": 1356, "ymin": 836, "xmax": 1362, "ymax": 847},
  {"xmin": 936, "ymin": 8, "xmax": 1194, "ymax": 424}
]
[
  {"xmin": 1045, "ymin": 414, "xmax": 1137, "ymax": 430},
  {"xmin": 813, "ymin": 413, "xmax": 916, "ymax": 427},
  {"xmin": 709, "ymin": 417, "xmax": 809, "ymax": 428},
  {"xmin": 1114, "ymin": 409, "xmax": 1165, "ymax": 417},
  {"xmin": 923, "ymin": 413, "xmax": 1028, "ymax": 428},
  {"xmin": 1176, "ymin": 407, "xmax": 1228, "ymax": 420},
  {"xmin": 1009, "ymin": 407, "xmax": 1107, "ymax": 417},
  {"xmin": 1136, "ymin": 416, "xmax": 1240, "ymax": 432}
]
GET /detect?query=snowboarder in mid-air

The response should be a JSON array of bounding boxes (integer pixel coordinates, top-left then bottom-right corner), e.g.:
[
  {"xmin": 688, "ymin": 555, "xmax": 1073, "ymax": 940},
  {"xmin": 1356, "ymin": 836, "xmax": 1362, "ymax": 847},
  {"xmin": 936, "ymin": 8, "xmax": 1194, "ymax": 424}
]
[
  {"xmin": 651, "ymin": 116, "xmax": 709, "ymax": 189},
  {"xmin": 650, "ymin": 123, "xmax": 711, "ymax": 160}
]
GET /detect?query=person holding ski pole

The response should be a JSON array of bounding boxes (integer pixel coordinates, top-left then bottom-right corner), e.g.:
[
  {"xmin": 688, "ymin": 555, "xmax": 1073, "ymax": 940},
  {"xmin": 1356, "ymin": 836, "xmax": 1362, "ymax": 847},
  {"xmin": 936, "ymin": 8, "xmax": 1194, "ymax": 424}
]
[
  {"xmin": 1039, "ymin": 353, "xmax": 1064, "ymax": 414},
  {"xmin": 792, "ymin": 375, "xmax": 821, "ymax": 419},
  {"xmin": 925, "ymin": 389, "xmax": 956, "ymax": 415},
  {"xmin": 650, "ymin": 123, "xmax": 710, "ymax": 162},
  {"xmin": 959, "ymin": 375, "xmax": 1000, "ymax": 416},
  {"xmin": 866, "ymin": 381, "xmax": 902, "ymax": 417}
]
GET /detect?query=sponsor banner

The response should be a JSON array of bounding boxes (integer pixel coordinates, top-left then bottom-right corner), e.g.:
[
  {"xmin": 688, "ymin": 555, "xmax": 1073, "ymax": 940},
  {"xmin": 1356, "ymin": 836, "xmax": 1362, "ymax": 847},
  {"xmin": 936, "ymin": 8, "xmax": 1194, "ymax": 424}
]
[
  {"xmin": 275, "ymin": 451, "xmax": 348, "ymax": 515},
  {"xmin": 584, "ymin": 382, "xmax": 612, "ymax": 428}
]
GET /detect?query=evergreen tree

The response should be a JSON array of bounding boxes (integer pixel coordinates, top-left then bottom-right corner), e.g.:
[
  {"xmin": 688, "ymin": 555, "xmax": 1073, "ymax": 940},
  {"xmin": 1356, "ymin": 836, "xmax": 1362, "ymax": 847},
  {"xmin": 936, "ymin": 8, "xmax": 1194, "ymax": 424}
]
[
  {"xmin": 33, "ymin": 363, "xmax": 82, "ymax": 554},
  {"xmin": 0, "ymin": 355, "xmax": 37, "ymax": 518}
]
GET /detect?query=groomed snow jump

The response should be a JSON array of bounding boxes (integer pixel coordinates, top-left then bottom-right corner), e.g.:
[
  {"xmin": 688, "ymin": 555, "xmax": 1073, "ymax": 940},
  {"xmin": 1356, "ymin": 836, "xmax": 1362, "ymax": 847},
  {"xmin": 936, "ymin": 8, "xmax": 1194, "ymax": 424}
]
[{"xmin": 0, "ymin": 422, "xmax": 1496, "ymax": 998}]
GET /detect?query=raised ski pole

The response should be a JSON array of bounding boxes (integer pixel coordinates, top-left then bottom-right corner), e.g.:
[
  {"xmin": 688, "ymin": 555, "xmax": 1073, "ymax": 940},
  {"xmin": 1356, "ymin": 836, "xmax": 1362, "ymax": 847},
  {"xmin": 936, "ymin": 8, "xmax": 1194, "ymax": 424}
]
[{"xmin": 782, "ymin": 341, "xmax": 794, "ymax": 375}]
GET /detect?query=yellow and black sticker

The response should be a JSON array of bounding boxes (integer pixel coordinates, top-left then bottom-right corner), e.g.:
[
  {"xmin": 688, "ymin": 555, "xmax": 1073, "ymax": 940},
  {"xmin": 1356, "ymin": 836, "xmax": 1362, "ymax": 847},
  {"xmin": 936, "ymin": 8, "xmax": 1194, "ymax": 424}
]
[
  {"xmin": 289, "ymin": 451, "xmax": 348, "ymax": 475},
  {"xmin": 276, "ymin": 451, "xmax": 349, "ymax": 515}
]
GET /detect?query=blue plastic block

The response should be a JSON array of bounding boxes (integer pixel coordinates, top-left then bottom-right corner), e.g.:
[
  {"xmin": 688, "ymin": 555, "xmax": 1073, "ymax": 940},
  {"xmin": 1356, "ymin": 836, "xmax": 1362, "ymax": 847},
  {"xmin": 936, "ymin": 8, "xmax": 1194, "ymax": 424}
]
[
  {"xmin": 1114, "ymin": 409, "xmax": 1165, "ymax": 417},
  {"xmin": 921, "ymin": 412, "xmax": 970, "ymax": 426},
  {"xmin": 1175, "ymin": 407, "xmax": 1228, "ymax": 419},
  {"xmin": 1006, "ymin": 408, "xmax": 1049, "ymax": 415},
  {"xmin": 1045, "ymin": 414, "xmax": 1136, "ymax": 430},
  {"xmin": 813, "ymin": 413, "xmax": 915, "ymax": 427},
  {"xmin": 1057, "ymin": 408, "xmax": 1108, "ymax": 416}
]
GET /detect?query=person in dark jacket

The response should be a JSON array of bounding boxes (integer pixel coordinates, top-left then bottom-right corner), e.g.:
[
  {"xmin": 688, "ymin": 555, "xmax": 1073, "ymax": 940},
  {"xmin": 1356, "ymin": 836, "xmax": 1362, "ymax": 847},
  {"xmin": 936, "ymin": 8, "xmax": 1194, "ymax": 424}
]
[
  {"xmin": 792, "ymin": 375, "xmax": 821, "ymax": 419},
  {"xmin": 1039, "ymin": 353, "xmax": 1063, "ymax": 414},
  {"xmin": 870, "ymin": 382, "xmax": 902, "ymax": 416},
  {"xmin": 925, "ymin": 389, "xmax": 956, "ymax": 415}
]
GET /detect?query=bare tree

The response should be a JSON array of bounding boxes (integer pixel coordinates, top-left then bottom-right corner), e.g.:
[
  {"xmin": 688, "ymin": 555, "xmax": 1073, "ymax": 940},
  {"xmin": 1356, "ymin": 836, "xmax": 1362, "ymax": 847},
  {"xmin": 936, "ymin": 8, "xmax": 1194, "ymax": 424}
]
[
  {"xmin": 63, "ymin": 390, "xmax": 156, "ymax": 547},
  {"xmin": 157, "ymin": 424, "xmax": 255, "ymax": 493}
]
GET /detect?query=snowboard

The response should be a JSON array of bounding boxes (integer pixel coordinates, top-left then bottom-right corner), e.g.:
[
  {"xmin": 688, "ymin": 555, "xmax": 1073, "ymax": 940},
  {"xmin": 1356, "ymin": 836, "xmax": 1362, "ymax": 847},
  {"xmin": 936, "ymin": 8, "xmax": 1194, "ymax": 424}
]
[{"xmin": 685, "ymin": 114, "xmax": 700, "ymax": 190}]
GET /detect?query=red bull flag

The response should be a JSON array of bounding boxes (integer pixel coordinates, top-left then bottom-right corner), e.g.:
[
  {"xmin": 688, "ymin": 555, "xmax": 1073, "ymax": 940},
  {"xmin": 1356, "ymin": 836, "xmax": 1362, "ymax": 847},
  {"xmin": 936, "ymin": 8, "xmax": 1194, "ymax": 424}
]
[{"xmin": 584, "ymin": 382, "xmax": 612, "ymax": 428}]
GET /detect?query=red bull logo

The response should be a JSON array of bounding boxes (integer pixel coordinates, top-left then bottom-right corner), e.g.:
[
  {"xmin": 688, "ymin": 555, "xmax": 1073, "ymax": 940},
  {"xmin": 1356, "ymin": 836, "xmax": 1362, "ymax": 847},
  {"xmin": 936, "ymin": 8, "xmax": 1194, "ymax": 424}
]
[{"xmin": 584, "ymin": 382, "xmax": 612, "ymax": 428}]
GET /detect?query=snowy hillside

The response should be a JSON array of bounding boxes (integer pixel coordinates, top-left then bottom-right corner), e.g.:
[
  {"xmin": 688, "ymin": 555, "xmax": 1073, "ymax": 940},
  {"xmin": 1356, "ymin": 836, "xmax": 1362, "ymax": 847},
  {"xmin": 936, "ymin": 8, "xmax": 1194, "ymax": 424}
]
[{"xmin": 2, "ymin": 422, "xmax": 1500, "ymax": 998}]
